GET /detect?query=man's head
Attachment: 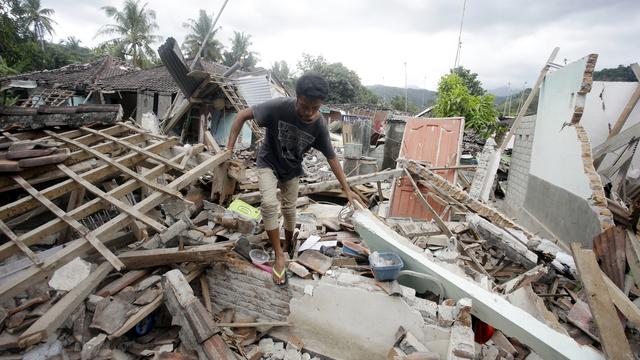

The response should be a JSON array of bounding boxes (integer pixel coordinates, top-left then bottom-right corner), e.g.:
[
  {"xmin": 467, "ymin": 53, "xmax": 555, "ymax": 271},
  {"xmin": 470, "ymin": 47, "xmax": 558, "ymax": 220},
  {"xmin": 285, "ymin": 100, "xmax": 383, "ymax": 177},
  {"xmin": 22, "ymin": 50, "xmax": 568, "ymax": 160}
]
[{"xmin": 295, "ymin": 73, "xmax": 328, "ymax": 123}]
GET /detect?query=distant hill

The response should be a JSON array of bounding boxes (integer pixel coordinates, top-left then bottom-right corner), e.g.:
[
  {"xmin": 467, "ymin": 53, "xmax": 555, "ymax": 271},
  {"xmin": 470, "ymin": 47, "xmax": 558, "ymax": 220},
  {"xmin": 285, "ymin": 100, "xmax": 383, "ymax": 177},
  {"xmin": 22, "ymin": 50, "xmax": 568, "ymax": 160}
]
[
  {"xmin": 366, "ymin": 85, "xmax": 437, "ymax": 109},
  {"xmin": 488, "ymin": 86, "xmax": 513, "ymax": 97},
  {"xmin": 494, "ymin": 88, "xmax": 538, "ymax": 116}
]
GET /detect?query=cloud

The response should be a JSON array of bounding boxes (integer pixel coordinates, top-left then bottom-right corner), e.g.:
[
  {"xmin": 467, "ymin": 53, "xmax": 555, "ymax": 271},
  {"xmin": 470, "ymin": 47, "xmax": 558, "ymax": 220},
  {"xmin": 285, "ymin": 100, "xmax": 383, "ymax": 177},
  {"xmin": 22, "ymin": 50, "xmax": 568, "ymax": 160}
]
[{"xmin": 45, "ymin": 0, "xmax": 640, "ymax": 90}]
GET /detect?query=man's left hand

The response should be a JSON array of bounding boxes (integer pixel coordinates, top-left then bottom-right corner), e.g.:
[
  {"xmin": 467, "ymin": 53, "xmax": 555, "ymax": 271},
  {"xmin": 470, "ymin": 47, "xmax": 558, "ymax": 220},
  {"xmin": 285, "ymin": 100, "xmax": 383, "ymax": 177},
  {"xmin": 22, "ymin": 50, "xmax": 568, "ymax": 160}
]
[{"xmin": 345, "ymin": 188, "xmax": 364, "ymax": 210}]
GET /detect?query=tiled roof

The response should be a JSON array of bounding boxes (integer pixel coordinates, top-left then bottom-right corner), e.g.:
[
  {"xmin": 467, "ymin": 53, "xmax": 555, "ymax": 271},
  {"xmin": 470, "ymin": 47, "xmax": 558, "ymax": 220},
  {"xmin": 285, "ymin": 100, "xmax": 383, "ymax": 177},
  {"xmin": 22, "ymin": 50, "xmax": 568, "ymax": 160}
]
[
  {"xmin": 0, "ymin": 56, "xmax": 134, "ymax": 90},
  {"xmin": 93, "ymin": 65, "xmax": 179, "ymax": 93}
]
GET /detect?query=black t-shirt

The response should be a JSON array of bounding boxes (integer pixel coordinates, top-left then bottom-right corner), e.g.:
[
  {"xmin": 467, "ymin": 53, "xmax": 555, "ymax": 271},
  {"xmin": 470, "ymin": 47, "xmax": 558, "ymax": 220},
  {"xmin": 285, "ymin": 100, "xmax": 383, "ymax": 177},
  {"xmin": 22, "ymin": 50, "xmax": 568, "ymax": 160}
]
[{"xmin": 253, "ymin": 97, "xmax": 336, "ymax": 182}]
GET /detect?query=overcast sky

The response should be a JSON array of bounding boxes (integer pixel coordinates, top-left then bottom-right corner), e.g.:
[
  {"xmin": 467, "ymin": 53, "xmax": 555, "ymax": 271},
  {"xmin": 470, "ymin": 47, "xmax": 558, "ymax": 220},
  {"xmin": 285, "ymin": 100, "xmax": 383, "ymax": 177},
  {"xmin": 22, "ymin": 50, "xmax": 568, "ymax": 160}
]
[{"xmin": 46, "ymin": 0, "xmax": 640, "ymax": 91}]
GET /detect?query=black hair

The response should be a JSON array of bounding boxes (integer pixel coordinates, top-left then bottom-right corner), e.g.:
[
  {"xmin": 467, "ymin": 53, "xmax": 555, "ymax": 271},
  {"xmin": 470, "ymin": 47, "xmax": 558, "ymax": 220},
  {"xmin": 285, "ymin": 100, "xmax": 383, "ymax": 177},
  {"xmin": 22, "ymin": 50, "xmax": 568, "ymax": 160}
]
[{"xmin": 295, "ymin": 73, "xmax": 329, "ymax": 101}]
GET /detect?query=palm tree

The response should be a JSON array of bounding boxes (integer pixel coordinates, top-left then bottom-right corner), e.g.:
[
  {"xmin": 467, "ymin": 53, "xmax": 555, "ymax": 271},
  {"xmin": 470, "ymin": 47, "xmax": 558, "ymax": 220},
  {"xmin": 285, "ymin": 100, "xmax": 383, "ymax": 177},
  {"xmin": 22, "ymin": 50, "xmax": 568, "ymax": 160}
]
[
  {"xmin": 182, "ymin": 9, "xmax": 223, "ymax": 61},
  {"xmin": 62, "ymin": 36, "xmax": 81, "ymax": 49},
  {"xmin": 222, "ymin": 31, "xmax": 259, "ymax": 71},
  {"xmin": 95, "ymin": 0, "xmax": 161, "ymax": 68},
  {"xmin": 22, "ymin": 0, "xmax": 56, "ymax": 51}
]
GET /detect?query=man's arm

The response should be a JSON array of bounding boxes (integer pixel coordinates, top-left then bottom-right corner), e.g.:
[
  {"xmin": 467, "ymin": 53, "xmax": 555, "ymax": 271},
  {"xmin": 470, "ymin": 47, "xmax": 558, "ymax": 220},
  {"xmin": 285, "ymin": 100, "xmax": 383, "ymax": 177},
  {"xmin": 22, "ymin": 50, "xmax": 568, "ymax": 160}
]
[
  {"xmin": 226, "ymin": 108, "xmax": 254, "ymax": 150},
  {"xmin": 326, "ymin": 157, "xmax": 361, "ymax": 207}
]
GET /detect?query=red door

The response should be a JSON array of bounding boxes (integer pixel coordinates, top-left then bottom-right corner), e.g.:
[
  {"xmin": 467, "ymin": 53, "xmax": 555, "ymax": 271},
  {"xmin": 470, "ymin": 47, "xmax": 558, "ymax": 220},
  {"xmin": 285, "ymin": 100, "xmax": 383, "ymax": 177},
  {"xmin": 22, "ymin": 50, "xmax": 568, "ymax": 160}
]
[{"xmin": 389, "ymin": 117, "xmax": 464, "ymax": 220}]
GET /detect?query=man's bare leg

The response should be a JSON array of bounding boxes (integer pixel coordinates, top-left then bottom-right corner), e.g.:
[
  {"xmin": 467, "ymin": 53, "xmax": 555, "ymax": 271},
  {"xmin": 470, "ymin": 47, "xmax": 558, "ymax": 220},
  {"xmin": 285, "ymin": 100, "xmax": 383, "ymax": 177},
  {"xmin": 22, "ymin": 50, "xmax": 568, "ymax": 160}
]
[
  {"xmin": 267, "ymin": 228, "xmax": 286, "ymax": 285},
  {"xmin": 283, "ymin": 229, "xmax": 294, "ymax": 256}
]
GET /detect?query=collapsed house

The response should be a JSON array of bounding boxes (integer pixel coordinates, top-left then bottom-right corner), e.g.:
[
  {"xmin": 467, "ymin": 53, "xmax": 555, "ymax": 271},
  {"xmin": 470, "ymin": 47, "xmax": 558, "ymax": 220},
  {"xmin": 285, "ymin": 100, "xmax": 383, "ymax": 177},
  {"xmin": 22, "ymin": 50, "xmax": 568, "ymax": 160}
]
[{"xmin": 0, "ymin": 46, "xmax": 638, "ymax": 360}]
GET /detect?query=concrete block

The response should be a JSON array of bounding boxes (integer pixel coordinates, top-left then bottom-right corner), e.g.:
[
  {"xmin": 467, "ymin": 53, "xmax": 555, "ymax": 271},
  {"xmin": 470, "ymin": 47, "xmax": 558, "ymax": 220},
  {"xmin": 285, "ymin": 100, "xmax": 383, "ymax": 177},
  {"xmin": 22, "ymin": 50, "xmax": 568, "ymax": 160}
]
[
  {"xmin": 48, "ymin": 257, "xmax": 93, "ymax": 291},
  {"xmin": 81, "ymin": 333, "xmax": 107, "ymax": 360},
  {"xmin": 259, "ymin": 338, "xmax": 275, "ymax": 355},
  {"xmin": 438, "ymin": 301, "xmax": 456, "ymax": 327},
  {"xmin": 448, "ymin": 324, "xmax": 475, "ymax": 359}
]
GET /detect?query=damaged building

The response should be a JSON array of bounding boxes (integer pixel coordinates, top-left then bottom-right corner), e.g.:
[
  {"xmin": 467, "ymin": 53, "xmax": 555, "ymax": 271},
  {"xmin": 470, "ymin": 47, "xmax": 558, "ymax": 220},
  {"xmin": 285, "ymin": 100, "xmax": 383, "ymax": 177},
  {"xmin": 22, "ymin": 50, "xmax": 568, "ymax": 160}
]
[{"xmin": 0, "ymin": 41, "xmax": 638, "ymax": 360}]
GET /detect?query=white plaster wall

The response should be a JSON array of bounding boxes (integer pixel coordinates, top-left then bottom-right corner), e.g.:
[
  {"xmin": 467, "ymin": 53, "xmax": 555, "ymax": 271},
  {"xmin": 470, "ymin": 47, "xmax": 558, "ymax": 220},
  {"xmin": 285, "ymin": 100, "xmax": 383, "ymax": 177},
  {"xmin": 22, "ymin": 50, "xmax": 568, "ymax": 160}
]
[
  {"xmin": 529, "ymin": 56, "xmax": 593, "ymax": 199},
  {"xmin": 580, "ymin": 81, "xmax": 640, "ymax": 169}
]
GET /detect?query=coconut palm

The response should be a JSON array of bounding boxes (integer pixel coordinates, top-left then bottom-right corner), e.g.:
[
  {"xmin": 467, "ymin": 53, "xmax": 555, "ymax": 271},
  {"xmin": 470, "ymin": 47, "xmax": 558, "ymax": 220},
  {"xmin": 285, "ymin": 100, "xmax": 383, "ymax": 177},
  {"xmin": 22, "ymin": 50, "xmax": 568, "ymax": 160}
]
[
  {"xmin": 62, "ymin": 36, "xmax": 81, "ymax": 49},
  {"xmin": 22, "ymin": 0, "xmax": 56, "ymax": 51},
  {"xmin": 222, "ymin": 31, "xmax": 258, "ymax": 71},
  {"xmin": 95, "ymin": 0, "xmax": 161, "ymax": 67},
  {"xmin": 182, "ymin": 9, "xmax": 223, "ymax": 61}
]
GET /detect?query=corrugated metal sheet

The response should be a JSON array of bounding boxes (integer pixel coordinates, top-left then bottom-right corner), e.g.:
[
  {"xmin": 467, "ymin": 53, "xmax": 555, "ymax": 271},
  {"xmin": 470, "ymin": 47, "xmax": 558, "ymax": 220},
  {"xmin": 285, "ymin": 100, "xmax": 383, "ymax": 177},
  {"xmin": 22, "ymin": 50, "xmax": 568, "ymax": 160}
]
[
  {"xmin": 233, "ymin": 72, "xmax": 285, "ymax": 106},
  {"xmin": 389, "ymin": 117, "xmax": 464, "ymax": 220}
]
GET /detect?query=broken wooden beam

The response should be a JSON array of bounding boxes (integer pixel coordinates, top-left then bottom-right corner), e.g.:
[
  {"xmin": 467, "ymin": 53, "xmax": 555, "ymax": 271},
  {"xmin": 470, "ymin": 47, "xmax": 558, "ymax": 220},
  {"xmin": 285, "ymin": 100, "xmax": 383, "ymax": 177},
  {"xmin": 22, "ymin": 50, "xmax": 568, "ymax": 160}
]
[
  {"xmin": 109, "ymin": 266, "xmax": 204, "ymax": 339},
  {"xmin": 164, "ymin": 269, "xmax": 235, "ymax": 360},
  {"xmin": 0, "ymin": 150, "xmax": 231, "ymax": 302},
  {"xmin": 0, "ymin": 151, "xmax": 185, "ymax": 262},
  {"xmin": 403, "ymin": 168, "xmax": 454, "ymax": 238},
  {"xmin": 45, "ymin": 130, "xmax": 185, "ymax": 201},
  {"xmin": 570, "ymin": 243, "xmax": 633, "ymax": 359},
  {"xmin": 118, "ymin": 242, "xmax": 234, "ymax": 269},
  {"xmin": 11, "ymin": 175, "xmax": 125, "ymax": 271},
  {"xmin": 0, "ymin": 220, "xmax": 40, "ymax": 265},
  {"xmin": 18, "ymin": 262, "xmax": 112, "ymax": 348}
]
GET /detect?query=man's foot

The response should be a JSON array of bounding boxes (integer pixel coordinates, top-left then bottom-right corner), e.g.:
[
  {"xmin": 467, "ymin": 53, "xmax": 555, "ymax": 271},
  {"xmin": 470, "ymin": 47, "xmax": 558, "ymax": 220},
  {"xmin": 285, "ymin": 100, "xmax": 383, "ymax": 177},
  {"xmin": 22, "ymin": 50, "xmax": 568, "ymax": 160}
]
[{"xmin": 272, "ymin": 256, "xmax": 287, "ymax": 286}]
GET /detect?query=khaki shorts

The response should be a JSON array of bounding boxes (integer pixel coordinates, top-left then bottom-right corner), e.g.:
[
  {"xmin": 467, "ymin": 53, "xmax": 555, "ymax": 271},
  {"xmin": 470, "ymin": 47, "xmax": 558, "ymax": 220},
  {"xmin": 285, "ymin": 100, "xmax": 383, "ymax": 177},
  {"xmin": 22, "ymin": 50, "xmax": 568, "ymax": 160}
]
[{"xmin": 256, "ymin": 167, "xmax": 299, "ymax": 231}]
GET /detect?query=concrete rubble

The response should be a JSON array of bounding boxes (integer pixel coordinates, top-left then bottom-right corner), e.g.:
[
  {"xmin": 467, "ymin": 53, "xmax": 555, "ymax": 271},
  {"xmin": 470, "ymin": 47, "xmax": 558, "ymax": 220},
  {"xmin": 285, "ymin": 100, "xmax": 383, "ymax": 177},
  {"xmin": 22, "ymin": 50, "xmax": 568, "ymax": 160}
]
[{"xmin": 0, "ymin": 48, "xmax": 638, "ymax": 360}]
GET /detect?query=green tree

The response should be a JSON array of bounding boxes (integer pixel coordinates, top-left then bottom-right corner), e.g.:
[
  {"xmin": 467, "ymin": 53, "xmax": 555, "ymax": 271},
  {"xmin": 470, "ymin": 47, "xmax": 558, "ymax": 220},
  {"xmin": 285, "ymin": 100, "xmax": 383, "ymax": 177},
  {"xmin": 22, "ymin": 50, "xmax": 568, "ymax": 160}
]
[
  {"xmin": 434, "ymin": 73, "xmax": 499, "ymax": 138},
  {"xmin": 355, "ymin": 86, "xmax": 380, "ymax": 105},
  {"xmin": 390, "ymin": 95, "xmax": 418, "ymax": 113},
  {"xmin": 95, "ymin": 0, "xmax": 161, "ymax": 68},
  {"xmin": 222, "ymin": 31, "xmax": 258, "ymax": 71},
  {"xmin": 297, "ymin": 54, "xmax": 367, "ymax": 104},
  {"xmin": 271, "ymin": 60, "xmax": 290, "ymax": 82},
  {"xmin": 593, "ymin": 65, "xmax": 636, "ymax": 82},
  {"xmin": 182, "ymin": 9, "xmax": 222, "ymax": 61},
  {"xmin": 22, "ymin": 0, "xmax": 56, "ymax": 51},
  {"xmin": 451, "ymin": 66, "xmax": 485, "ymax": 96}
]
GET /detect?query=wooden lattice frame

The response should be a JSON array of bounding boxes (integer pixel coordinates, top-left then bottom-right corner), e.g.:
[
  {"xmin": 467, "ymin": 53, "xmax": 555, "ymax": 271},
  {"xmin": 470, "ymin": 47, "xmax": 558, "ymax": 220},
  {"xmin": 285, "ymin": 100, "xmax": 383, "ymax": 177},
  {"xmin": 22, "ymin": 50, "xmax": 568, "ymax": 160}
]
[{"xmin": 0, "ymin": 123, "xmax": 230, "ymax": 302}]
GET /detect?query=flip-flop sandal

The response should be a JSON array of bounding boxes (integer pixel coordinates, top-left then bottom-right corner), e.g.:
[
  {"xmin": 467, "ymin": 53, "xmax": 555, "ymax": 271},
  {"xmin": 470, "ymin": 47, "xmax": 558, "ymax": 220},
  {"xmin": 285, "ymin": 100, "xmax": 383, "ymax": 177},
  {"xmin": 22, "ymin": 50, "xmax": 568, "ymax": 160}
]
[{"xmin": 272, "ymin": 264, "xmax": 288, "ymax": 287}]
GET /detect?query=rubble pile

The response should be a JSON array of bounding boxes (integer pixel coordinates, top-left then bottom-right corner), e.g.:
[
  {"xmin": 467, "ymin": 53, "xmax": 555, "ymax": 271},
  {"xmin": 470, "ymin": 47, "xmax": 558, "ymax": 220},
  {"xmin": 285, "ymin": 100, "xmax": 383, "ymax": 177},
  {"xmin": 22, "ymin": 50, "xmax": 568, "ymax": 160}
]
[{"xmin": 0, "ymin": 47, "xmax": 639, "ymax": 360}]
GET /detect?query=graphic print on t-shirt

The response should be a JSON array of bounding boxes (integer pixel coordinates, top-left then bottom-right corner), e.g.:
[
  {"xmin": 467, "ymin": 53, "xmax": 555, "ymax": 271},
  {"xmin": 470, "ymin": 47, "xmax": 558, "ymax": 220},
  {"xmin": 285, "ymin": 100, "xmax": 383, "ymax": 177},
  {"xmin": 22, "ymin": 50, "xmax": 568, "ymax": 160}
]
[{"xmin": 277, "ymin": 120, "xmax": 316, "ymax": 164}]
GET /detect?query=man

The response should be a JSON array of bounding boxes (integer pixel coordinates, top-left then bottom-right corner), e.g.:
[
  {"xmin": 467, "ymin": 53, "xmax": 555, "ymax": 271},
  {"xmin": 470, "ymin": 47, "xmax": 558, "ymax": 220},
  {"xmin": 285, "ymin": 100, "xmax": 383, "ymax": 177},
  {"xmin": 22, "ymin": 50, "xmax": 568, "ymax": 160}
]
[{"xmin": 226, "ymin": 73, "xmax": 357, "ymax": 285}]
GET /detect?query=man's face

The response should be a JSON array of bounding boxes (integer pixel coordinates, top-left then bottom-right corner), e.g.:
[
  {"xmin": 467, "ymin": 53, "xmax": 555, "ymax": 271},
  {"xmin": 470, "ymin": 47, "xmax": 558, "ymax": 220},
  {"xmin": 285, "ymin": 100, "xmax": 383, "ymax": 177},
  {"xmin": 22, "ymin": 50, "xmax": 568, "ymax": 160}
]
[{"xmin": 296, "ymin": 95, "xmax": 323, "ymax": 123}]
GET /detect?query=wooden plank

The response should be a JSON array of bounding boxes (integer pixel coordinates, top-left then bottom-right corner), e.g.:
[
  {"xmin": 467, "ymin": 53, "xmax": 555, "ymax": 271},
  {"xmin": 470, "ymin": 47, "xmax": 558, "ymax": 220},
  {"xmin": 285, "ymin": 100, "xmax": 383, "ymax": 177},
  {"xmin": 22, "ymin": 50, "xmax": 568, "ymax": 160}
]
[
  {"xmin": 204, "ymin": 131, "xmax": 221, "ymax": 153},
  {"xmin": 0, "ymin": 220, "xmax": 40, "ymax": 265},
  {"xmin": 103, "ymin": 180, "xmax": 147, "ymax": 241},
  {"xmin": 96, "ymin": 269, "xmax": 150, "ymax": 297},
  {"xmin": 60, "ymin": 186, "xmax": 86, "ymax": 244},
  {"xmin": 592, "ymin": 226, "xmax": 626, "ymax": 289},
  {"xmin": 0, "ymin": 132, "xmax": 148, "ymax": 192},
  {"xmin": 403, "ymin": 169, "xmax": 454, "ymax": 238},
  {"xmin": 11, "ymin": 175, "xmax": 125, "ymax": 271},
  {"xmin": 0, "ymin": 150, "xmax": 231, "ymax": 301},
  {"xmin": 57, "ymin": 164, "xmax": 166, "ymax": 232},
  {"xmin": 570, "ymin": 243, "xmax": 633, "ymax": 360},
  {"xmin": 0, "ymin": 137, "xmax": 178, "ymax": 221},
  {"xmin": 18, "ymin": 262, "xmax": 112, "ymax": 348},
  {"xmin": 601, "ymin": 269, "xmax": 640, "ymax": 329},
  {"xmin": 200, "ymin": 274, "xmax": 213, "ymax": 313},
  {"xmin": 44, "ymin": 130, "xmax": 185, "ymax": 201},
  {"xmin": 118, "ymin": 243, "xmax": 234, "ymax": 269},
  {"xmin": 109, "ymin": 266, "xmax": 204, "ymax": 339},
  {"xmin": 0, "ymin": 152, "xmax": 185, "ymax": 262},
  {"xmin": 627, "ymin": 231, "xmax": 640, "ymax": 288},
  {"xmin": 79, "ymin": 126, "xmax": 183, "ymax": 171}
]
